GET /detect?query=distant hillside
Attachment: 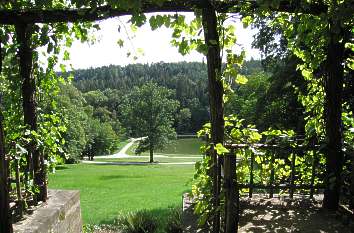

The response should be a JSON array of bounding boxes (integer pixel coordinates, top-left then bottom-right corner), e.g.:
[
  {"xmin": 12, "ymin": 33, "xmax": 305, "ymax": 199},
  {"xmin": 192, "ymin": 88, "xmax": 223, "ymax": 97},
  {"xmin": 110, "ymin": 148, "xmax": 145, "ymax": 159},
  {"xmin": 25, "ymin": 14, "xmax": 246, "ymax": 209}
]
[
  {"xmin": 66, "ymin": 60, "xmax": 262, "ymax": 131},
  {"xmin": 72, "ymin": 62, "xmax": 208, "ymax": 92}
]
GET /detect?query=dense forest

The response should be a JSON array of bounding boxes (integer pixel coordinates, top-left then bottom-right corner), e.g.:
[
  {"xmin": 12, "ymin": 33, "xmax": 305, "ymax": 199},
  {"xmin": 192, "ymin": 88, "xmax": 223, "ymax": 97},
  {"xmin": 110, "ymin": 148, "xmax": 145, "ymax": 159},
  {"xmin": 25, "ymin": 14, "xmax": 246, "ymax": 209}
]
[
  {"xmin": 72, "ymin": 62, "xmax": 210, "ymax": 133},
  {"xmin": 57, "ymin": 59, "xmax": 306, "ymax": 161}
]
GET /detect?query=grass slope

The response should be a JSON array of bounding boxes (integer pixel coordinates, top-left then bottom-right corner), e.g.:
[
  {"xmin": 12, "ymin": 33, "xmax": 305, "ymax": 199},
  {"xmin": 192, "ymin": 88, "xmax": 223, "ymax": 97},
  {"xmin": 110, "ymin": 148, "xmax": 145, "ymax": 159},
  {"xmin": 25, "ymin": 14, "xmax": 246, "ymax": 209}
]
[
  {"xmin": 49, "ymin": 163, "xmax": 194, "ymax": 225},
  {"xmin": 127, "ymin": 138, "xmax": 204, "ymax": 156}
]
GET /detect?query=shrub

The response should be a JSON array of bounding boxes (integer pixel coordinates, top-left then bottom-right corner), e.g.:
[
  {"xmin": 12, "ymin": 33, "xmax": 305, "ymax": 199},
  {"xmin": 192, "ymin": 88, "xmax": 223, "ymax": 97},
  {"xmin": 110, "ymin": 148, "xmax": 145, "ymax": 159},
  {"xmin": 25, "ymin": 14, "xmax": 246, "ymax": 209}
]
[
  {"xmin": 115, "ymin": 210, "xmax": 158, "ymax": 233},
  {"xmin": 165, "ymin": 208, "xmax": 183, "ymax": 233}
]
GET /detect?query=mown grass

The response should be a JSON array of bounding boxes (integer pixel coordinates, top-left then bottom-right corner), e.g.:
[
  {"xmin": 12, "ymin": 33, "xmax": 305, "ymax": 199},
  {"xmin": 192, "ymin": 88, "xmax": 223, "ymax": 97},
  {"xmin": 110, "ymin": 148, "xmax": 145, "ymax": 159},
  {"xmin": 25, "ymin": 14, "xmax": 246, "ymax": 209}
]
[
  {"xmin": 127, "ymin": 138, "xmax": 204, "ymax": 156},
  {"xmin": 48, "ymin": 163, "xmax": 194, "ymax": 225}
]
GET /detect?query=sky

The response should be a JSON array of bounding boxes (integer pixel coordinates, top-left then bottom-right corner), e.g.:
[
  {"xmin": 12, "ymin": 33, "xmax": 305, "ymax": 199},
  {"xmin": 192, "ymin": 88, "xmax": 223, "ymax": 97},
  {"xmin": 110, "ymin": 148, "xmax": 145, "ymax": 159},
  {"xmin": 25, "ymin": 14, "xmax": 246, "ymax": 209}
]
[{"xmin": 59, "ymin": 13, "xmax": 260, "ymax": 70}]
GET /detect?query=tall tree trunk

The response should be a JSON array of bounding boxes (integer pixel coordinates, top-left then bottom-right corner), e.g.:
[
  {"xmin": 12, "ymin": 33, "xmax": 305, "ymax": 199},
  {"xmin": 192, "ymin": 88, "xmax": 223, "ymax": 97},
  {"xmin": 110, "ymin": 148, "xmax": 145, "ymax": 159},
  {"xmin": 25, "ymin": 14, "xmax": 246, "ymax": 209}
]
[
  {"xmin": 322, "ymin": 19, "xmax": 345, "ymax": 211},
  {"xmin": 0, "ymin": 41, "xmax": 13, "ymax": 233},
  {"xmin": 15, "ymin": 23, "xmax": 46, "ymax": 202},
  {"xmin": 0, "ymin": 104, "xmax": 12, "ymax": 233},
  {"xmin": 201, "ymin": 2, "xmax": 224, "ymax": 232},
  {"xmin": 350, "ymin": 151, "xmax": 354, "ymax": 210},
  {"xmin": 149, "ymin": 143, "xmax": 154, "ymax": 163},
  {"xmin": 224, "ymin": 150, "xmax": 238, "ymax": 233}
]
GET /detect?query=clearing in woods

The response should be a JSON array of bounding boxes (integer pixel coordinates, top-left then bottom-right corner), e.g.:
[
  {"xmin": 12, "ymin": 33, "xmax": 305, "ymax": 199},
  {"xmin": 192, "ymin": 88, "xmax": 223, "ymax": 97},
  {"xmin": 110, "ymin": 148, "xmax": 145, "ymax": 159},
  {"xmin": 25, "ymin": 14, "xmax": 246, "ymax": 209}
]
[{"xmin": 49, "ymin": 138, "xmax": 203, "ymax": 225}]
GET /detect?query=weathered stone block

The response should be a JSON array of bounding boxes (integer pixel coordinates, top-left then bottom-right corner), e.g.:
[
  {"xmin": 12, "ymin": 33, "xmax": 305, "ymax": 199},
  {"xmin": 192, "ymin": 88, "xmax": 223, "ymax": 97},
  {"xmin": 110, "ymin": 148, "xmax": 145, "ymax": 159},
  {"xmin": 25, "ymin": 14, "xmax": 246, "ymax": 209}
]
[{"xmin": 13, "ymin": 189, "xmax": 82, "ymax": 233}]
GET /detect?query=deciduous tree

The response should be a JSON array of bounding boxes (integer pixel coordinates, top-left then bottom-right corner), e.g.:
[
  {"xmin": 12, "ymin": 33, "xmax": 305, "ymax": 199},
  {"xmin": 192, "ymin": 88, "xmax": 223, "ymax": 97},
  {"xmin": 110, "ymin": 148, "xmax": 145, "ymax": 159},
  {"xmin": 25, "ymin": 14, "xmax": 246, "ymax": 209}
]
[{"xmin": 122, "ymin": 82, "xmax": 179, "ymax": 163}]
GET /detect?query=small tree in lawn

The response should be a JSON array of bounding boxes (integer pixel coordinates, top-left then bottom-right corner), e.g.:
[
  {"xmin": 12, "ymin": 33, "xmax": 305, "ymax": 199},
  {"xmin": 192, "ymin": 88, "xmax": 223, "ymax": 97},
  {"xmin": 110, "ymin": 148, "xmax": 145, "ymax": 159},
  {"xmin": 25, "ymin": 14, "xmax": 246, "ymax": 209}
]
[{"xmin": 123, "ymin": 82, "xmax": 179, "ymax": 163}]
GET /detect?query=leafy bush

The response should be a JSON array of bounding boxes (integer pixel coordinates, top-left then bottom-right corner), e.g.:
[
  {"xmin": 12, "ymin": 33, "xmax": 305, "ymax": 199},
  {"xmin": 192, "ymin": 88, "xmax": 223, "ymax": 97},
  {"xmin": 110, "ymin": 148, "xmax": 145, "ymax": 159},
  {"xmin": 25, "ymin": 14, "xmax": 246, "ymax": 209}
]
[
  {"xmin": 115, "ymin": 210, "xmax": 158, "ymax": 233},
  {"xmin": 165, "ymin": 208, "xmax": 183, "ymax": 233}
]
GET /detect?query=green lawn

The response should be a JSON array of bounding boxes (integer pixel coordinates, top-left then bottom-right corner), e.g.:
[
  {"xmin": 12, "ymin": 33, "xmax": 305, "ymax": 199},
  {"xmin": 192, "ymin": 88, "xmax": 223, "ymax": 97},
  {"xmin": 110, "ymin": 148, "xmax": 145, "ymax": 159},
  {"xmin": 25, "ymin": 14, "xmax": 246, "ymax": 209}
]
[
  {"xmin": 127, "ymin": 138, "xmax": 204, "ymax": 156},
  {"xmin": 48, "ymin": 163, "xmax": 194, "ymax": 225}
]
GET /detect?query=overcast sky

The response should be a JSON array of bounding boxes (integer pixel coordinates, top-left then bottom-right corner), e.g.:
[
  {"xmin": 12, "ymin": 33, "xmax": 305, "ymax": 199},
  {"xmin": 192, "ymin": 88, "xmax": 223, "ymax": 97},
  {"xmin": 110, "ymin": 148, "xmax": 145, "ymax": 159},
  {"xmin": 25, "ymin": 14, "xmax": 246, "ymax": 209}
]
[{"xmin": 58, "ymin": 13, "xmax": 260, "ymax": 70}]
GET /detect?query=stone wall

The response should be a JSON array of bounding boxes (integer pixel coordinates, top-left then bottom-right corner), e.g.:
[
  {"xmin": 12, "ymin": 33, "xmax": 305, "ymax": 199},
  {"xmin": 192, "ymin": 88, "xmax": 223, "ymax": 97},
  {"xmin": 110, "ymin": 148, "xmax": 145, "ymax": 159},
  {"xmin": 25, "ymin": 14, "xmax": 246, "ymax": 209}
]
[{"xmin": 13, "ymin": 189, "xmax": 82, "ymax": 233}]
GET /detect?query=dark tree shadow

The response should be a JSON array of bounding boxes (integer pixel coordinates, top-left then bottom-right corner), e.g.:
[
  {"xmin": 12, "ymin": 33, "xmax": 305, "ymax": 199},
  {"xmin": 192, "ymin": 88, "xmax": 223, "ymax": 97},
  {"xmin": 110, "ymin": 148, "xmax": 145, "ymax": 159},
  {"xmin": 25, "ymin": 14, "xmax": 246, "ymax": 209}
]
[
  {"xmin": 85, "ymin": 161, "xmax": 157, "ymax": 166},
  {"xmin": 98, "ymin": 175, "xmax": 145, "ymax": 180},
  {"xmin": 55, "ymin": 165, "xmax": 69, "ymax": 170}
]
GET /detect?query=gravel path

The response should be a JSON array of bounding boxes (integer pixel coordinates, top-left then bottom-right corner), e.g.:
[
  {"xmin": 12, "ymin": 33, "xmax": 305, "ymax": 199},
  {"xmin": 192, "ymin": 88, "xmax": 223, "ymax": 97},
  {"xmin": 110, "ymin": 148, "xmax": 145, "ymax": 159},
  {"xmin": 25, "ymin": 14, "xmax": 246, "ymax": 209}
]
[
  {"xmin": 182, "ymin": 194, "xmax": 354, "ymax": 233},
  {"xmin": 98, "ymin": 137, "xmax": 145, "ymax": 158}
]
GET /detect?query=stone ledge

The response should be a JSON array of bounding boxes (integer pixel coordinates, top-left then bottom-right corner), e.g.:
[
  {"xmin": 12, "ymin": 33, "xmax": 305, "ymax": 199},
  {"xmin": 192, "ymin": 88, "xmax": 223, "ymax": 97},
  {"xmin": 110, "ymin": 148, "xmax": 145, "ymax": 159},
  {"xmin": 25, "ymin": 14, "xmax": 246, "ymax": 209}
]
[{"xmin": 13, "ymin": 189, "xmax": 82, "ymax": 233}]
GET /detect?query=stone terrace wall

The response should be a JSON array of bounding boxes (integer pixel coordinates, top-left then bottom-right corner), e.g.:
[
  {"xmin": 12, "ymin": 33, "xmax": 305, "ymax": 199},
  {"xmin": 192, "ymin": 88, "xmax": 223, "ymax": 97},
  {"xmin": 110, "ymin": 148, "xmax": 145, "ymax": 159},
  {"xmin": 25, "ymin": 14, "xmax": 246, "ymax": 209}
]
[{"xmin": 14, "ymin": 189, "xmax": 82, "ymax": 233}]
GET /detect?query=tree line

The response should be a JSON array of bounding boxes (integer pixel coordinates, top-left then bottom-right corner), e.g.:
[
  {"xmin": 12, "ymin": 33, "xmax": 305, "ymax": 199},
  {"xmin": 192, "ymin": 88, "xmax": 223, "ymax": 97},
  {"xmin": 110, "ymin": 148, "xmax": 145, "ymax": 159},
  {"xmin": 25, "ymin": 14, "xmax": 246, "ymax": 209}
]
[
  {"xmin": 55, "ymin": 59, "xmax": 308, "ymax": 162},
  {"xmin": 72, "ymin": 62, "xmax": 210, "ymax": 133}
]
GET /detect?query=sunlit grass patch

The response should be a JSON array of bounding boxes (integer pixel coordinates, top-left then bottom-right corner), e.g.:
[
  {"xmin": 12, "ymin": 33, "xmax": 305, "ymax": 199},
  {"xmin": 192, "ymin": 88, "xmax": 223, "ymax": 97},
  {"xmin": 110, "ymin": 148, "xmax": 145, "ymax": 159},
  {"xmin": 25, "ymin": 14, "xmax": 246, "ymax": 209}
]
[
  {"xmin": 127, "ymin": 138, "xmax": 204, "ymax": 156},
  {"xmin": 49, "ymin": 163, "xmax": 194, "ymax": 225}
]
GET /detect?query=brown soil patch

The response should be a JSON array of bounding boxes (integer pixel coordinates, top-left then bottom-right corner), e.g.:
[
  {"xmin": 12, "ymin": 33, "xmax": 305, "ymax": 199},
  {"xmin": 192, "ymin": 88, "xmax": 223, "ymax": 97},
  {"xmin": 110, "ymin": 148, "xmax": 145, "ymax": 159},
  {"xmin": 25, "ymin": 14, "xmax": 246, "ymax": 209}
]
[
  {"xmin": 183, "ymin": 194, "xmax": 354, "ymax": 233},
  {"xmin": 239, "ymin": 196, "xmax": 354, "ymax": 233}
]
